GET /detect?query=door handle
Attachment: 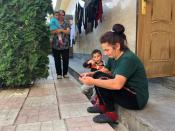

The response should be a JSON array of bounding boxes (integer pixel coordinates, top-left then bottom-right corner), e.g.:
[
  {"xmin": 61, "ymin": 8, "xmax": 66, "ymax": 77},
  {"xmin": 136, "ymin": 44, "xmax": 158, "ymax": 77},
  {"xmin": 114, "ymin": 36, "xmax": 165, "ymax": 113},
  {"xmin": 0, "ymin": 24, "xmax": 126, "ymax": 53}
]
[
  {"xmin": 144, "ymin": 0, "xmax": 151, "ymax": 2},
  {"xmin": 142, "ymin": 0, "xmax": 147, "ymax": 15}
]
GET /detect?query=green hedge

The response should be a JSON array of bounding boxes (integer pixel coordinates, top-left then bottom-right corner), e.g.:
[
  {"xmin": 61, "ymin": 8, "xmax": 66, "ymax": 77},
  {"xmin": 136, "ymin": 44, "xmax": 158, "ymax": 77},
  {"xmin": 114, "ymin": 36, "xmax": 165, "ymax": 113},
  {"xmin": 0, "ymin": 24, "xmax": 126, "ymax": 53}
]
[{"xmin": 0, "ymin": 0, "xmax": 53, "ymax": 87}]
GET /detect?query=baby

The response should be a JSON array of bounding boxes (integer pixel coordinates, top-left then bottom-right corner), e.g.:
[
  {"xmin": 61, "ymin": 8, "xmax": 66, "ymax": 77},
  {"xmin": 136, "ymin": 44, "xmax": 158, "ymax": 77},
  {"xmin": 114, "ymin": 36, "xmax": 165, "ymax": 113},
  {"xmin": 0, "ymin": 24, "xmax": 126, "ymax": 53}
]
[
  {"xmin": 49, "ymin": 11, "xmax": 63, "ymax": 47},
  {"xmin": 83, "ymin": 49, "xmax": 104, "ymax": 72},
  {"xmin": 81, "ymin": 49, "xmax": 104, "ymax": 104}
]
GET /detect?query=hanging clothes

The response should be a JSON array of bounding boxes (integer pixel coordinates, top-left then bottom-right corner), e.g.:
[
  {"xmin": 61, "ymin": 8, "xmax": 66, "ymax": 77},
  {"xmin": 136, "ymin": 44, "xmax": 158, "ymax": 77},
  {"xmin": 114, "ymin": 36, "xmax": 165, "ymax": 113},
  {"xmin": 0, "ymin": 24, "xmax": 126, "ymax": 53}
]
[
  {"xmin": 75, "ymin": 0, "xmax": 103, "ymax": 34},
  {"xmin": 75, "ymin": 1, "xmax": 84, "ymax": 34},
  {"xmin": 84, "ymin": 0, "xmax": 99, "ymax": 34},
  {"xmin": 70, "ymin": 23, "xmax": 75, "ymax": 47},
  {"xmin": 95, "ymin": 0, "xmax": 103, "ymax": 28}
]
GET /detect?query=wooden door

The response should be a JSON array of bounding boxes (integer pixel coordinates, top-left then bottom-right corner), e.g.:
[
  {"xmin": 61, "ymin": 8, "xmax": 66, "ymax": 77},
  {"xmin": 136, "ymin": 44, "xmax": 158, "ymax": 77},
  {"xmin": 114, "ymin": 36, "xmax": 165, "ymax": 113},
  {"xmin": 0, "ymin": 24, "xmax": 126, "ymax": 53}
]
[{"xmin": 137, "ymin": 0, "xmax": 175, "ymax": 78}]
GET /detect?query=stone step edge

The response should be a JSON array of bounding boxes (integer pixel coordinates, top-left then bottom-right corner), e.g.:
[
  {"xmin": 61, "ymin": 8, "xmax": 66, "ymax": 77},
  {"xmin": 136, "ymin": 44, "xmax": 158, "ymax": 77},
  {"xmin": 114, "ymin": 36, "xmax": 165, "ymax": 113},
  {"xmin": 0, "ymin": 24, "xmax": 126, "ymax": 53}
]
[{"xmin": 118, "ymin": 107, "xmax": 157, "ymax": 131}]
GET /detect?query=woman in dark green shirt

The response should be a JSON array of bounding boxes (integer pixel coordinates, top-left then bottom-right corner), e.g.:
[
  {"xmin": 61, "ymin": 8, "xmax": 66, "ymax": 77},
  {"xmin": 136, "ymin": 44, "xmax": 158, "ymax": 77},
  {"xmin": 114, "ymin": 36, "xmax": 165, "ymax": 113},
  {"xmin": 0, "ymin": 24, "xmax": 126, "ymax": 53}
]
[{"xmin": 79, "ymin": 24, "xmax": 149, "ymax": 123}]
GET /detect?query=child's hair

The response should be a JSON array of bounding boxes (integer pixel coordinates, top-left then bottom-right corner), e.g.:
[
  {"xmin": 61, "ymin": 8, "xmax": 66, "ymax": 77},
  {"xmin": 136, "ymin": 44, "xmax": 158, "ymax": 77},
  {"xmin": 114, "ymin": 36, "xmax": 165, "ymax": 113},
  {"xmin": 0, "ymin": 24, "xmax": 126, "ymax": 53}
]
[{"xmin": 91, "ymin": 49, "xmax": 102, "ymax": 58}]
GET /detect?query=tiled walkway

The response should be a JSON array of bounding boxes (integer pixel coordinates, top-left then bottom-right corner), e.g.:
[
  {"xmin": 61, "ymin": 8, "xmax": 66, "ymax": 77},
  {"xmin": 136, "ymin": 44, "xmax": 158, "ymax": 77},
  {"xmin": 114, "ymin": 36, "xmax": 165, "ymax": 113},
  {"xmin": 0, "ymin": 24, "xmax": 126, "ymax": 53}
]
[{"xmin": 0, "ymin": 56, "xmax": 115, "ymax": 131}]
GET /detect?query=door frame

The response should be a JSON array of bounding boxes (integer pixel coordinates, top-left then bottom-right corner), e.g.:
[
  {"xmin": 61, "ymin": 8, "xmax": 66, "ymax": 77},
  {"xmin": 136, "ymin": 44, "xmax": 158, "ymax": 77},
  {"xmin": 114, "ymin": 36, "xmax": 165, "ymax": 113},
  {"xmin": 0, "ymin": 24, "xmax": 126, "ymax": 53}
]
[{"xmin": 136, "ymin": 0, "xmax": 145, "ymax": 63}]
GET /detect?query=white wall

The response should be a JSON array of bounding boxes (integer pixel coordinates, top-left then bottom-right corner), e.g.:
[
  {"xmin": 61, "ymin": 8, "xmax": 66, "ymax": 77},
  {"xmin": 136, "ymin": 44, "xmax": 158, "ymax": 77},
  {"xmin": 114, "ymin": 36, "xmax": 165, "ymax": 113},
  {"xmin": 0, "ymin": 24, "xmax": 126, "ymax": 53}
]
[
  {"xmin": 65, "ymin": 0, "xmax": 137, "ymax": 54},
  {"xmin": 66, "ymin": 0, "xmax": 79, "ymax": 15}
]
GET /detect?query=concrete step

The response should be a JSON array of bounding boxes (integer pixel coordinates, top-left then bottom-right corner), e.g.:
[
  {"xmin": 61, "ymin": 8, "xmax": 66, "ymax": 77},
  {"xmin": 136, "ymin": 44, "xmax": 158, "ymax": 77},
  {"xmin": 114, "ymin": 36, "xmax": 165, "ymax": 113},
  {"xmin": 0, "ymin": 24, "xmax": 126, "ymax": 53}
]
[
  {"xmin": 69, "ymin": 57, "xmax": 175, "ymax": 131},
  {"xmin": 163, "ymin": 77, "xmax": 175, "ymax": 90},
  {"xmin": 118, "ymin": 80, "xmax": 175, "ymax": 131}
]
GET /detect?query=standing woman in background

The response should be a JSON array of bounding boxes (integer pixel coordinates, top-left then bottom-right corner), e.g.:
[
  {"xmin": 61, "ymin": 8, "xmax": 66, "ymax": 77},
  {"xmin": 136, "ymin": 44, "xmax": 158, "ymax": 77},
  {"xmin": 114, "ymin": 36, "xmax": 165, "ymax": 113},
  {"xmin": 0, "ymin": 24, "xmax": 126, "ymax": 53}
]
[
  {"xmin": 50, "ymin": 10, "xmax": 70, "ymax": 79},
  {"xmin": 79, "ymin": 24, "xmax": 149, "ymax": 123}
]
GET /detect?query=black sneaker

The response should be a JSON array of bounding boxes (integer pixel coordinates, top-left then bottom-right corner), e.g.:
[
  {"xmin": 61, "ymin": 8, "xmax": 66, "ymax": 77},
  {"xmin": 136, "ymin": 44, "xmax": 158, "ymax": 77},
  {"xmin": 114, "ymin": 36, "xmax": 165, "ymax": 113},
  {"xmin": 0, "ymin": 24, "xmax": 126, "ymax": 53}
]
[
  {"xmin": 87, "ymin": 105, "xmax": 102, "ymax": 113},
  {"xmin": 93, "ymin": 114, "xmax": 117, "ymax": 123}
]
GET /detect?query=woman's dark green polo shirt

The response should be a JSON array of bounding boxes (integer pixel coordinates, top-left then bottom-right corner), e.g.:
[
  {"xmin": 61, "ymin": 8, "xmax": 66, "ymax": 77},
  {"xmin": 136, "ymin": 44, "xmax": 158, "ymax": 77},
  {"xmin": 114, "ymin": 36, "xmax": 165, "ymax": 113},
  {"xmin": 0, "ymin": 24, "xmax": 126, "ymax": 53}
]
[{"xmin": 105, "ymin": 50, "xmax": 149, "ymax": 109}]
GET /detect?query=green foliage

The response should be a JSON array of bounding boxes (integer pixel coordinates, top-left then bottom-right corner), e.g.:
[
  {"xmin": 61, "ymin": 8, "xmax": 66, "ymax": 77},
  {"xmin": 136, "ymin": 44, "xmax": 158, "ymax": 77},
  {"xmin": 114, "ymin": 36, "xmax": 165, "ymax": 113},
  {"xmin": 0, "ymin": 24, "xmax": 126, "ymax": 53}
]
[{"xmin": 0, "ymin": 0, "xmax": 53, "ymax": 86}]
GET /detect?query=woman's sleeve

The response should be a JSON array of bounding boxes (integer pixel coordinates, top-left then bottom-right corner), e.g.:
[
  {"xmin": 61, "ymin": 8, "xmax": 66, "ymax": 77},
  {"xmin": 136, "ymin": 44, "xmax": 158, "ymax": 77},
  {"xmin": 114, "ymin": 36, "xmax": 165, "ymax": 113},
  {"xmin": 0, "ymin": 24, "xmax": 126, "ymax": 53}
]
[{"xmin": 115, "ymin": 58, "xmax": 137, "ymax": 78}]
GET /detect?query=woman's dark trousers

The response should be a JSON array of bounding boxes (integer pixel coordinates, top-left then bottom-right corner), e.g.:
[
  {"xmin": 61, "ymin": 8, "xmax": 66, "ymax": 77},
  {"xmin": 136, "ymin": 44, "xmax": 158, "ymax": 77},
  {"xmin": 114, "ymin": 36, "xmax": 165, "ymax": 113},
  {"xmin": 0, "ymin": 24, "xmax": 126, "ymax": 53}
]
[
  {"xmin": 52, "ymin": 48, "xmax": 69, "ymax": 76},
  {"xmin": 93, "ymin": 71, "xmax": 140, "ymax": 112}
]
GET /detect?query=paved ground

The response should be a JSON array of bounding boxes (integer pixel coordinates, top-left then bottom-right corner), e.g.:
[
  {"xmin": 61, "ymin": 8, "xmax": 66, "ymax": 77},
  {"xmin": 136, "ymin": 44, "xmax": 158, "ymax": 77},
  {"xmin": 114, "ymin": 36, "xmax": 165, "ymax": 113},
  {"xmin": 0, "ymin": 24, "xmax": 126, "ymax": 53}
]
[{"xmin": 0, "ymin": 56, "xmax": 119, "ymax": 131}]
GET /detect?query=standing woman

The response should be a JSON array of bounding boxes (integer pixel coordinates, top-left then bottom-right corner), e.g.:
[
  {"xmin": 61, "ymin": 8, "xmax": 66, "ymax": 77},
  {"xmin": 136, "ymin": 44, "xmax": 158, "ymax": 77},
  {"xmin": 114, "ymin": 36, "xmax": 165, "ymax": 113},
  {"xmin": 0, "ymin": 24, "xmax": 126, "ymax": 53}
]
[
  {"xmin": 79, "ymin": 24, "xmax": 149, "ymax": 123},
  {"xmin": 51, "ymin": 10, "xmax": 70, "ymax": 79}
]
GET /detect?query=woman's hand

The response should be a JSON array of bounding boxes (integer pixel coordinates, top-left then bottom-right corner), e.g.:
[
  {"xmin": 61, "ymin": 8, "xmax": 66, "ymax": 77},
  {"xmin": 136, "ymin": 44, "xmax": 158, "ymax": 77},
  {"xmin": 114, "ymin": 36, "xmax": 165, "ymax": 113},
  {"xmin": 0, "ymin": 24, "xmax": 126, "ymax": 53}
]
[
  {"xmin": 56, "ymin": 29, "xmax": 64, "ymax": 33},
  {"xmin": 79, "ymin": 76, "xmax": 94, "ymax": 85}
]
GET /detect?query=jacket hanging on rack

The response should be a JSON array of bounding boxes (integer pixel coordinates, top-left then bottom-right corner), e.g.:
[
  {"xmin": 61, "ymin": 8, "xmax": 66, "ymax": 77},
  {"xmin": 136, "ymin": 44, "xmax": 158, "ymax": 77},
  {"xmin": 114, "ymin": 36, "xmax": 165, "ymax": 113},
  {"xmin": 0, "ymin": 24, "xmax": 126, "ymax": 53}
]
[
  {"xmin": 84, "ymin": 0, "xmax": 103, "ymax": 34},
  {"xmin": 75, "ymin": 2, "xmax": 84, "ymax": 34},
  {"xmin": 95, "ymin": 0, "xmax": 103, "ymax": 28},
  {"xmin": 75, "ymin": 0, "xmax": 103, "ymax": 34}
]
